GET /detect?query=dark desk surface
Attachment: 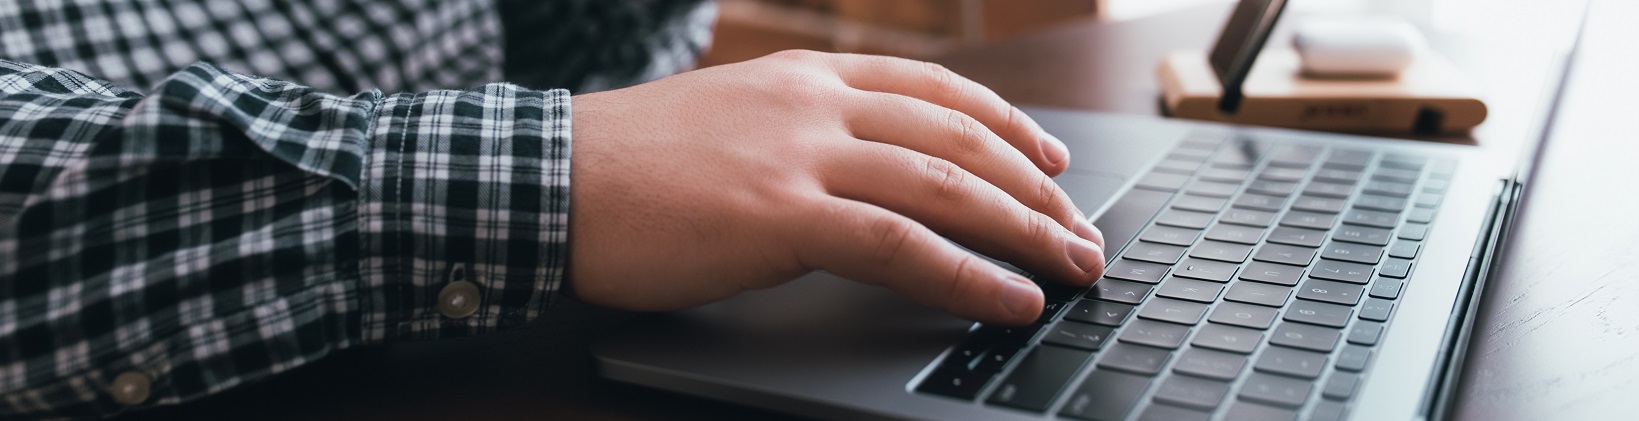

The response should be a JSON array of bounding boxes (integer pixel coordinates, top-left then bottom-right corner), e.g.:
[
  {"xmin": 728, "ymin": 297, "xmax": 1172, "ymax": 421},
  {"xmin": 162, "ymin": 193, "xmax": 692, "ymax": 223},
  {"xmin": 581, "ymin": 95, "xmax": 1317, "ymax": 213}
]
[{"xmin": 130, "ymin": 2, "xmax": 1639, "ymax": 420}]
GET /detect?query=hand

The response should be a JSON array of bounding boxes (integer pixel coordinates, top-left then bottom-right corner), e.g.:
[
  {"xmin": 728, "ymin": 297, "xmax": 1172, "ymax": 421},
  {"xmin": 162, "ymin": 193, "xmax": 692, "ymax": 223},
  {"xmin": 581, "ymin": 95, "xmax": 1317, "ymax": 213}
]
[{"xmin": 567, "ymin": 50, "xmax": 1105, "ymax": 325}]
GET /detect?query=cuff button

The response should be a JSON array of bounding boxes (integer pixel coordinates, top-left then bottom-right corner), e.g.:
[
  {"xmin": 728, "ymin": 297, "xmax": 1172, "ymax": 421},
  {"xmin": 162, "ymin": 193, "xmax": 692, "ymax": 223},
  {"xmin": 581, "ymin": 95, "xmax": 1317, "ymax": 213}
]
[
  {"xmin": 438, "ymin": 280, "xmax": 481, "ymax": 319},
  {"xmin": 110, "ymin": 371, "xmax": 152, "ymax": 406}
]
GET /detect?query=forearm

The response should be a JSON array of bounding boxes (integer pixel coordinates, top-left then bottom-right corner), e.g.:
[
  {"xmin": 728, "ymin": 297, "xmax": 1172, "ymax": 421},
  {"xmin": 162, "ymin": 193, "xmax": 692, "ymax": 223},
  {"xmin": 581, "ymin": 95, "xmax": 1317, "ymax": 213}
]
[{"xmin": 0, "ymin": 60, "xmax": 572, "ymax": 419}]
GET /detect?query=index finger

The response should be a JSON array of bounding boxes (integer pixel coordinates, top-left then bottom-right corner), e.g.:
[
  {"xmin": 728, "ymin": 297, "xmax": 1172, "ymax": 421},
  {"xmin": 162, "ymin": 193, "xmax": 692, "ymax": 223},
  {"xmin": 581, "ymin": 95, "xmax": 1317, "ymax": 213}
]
[{"xmin": 821, "ymin": 54, "xmax": 1069, "ymax": 175}]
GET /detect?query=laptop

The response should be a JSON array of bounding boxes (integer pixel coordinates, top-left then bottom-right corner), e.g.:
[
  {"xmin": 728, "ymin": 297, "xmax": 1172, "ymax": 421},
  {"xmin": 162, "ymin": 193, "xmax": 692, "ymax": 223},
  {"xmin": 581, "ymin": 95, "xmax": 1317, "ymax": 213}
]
[{"xmin": 590, "ymin": 1, "xmax": 1583, "ymax": 419}]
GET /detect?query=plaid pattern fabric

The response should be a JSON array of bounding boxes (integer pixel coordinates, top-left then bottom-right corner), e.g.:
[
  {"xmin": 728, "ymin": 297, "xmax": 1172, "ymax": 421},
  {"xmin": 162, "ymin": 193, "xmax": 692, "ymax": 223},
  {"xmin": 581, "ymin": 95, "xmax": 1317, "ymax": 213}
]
[{"xmin": 0, "ymin": 0, "xmax": 713, "ymax": 419}]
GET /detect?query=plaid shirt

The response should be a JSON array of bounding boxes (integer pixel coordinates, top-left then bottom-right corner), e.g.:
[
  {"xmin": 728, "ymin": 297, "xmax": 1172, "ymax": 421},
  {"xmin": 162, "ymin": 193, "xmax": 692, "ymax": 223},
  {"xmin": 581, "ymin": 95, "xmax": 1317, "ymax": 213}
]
[{"xmin": 0, "ymin": 0, "xmax": 713, "ymax": 418}]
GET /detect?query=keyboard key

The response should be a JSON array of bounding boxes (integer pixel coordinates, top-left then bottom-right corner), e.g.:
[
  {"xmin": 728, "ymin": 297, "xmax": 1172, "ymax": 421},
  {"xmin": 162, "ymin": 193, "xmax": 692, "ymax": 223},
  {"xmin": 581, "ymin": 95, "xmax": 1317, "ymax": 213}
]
[
  {"xmin": 1322, "ymin": 372, "xmax": 1361, "ymax": 400},
  {"xmin": 1038, "ymin": 280, "xmax": 1085, "ymax": 302},
  {"xmin": 1059, "ymin": 370, "xmax": 1152, "ymax": 421},
  {"xmin": 1296, "ymin": 279, "xmax": 1365, "ymax": 306},
  {"xmin": 1041, "ymin": 301, "xmax": 1072, "ymax": 323},
  {"xmin": 1254, "ymin": 346, "xmax": 1328, "ymax": 379},
  {"xmin": 1136, "ymin": 172, "xmax": 1191, "ymax": 191},
  {"xmin": 1266, "ymin": 226, "xmax": 1326, "ymax": 248},
  {"xmin": 1209, "ymin": 302, "xmax": 1280, "ymax": 330},
  {"xmin": 1106, "ymin": 259, "xmax": 1170, "ymax": 284},
  {"xmin": 1259, "ymin": 167, "xmax": 1308, "ymax": 182},
  {"xmin": 1042, "ymin": 321, "xmax": 1117, "ymax": 351},
  {"xmin": 1415, "ymin": 192, "xmax": 1443, "ymax": 208},
  {"xmin": 1247, "ymin": 180, "xmax": 1297, "ymax": 196},
  {"xmin": 987, "ymin": 346, "xmax": 1094, "ymax": 412},
  {"xmin": 1137, "ymin": 404, "xmax": 1210, "ymax": 421},
  {"xmin": 1173, "ymin": 348, "xmax": 1248, "ymax": 380},
  {"xmin": 1187, "ymin": 181, "xmax": 1240, "ymax": 198},
  {"xmin": 1239, "ymin": 373, "xmax": 1313, "ymax": 408},
  {"xmin": 1311, "ymin": 401, "xmax": 1349, "ymax": 421},
  {"xmin": 1369, "ymin": 278, "xmax": 1404, "ymax": 300},
  {"xmin": 1153, "ymin": 160, "xmax": 1201, "ymax": 174},
  {"xmin": 1200, "ymin": 167, "xmax": 1251, "ymax": 182},
  {"xmin": 1271, "ymin": 322, "xmax": 1342, "ymax": 352},
  {"xmin": 1285, "ymin": 300, "xmax": 1354, "ymax": 328},
  {"xmin": 1156, "ymin": 279, "xmax": 1225, "ymax": 304},
  {"xmin": 1099, "ymin": 342, "xmax": 1173, "ymax": 375},
  {"xmin": 1311, "ymin": 260, "xmax": 1375, "ymax": 284},
  {"xmin": 1332, "ymin": 226, "xmax": 1393, "ymax": 246},
  {"xmin": 1268, "ymin": 145, "xmax": 1321, "ymax": 168},
  {"xmin": 1320, "ymin": 242, "xmax": 1383, "ymax": 265},
  {"xmin": 1290, "ymin": 196, "xmax": 1346, "ymax": 214},
  {"xmin": 1239, "ymin": 261, "xmax": 1305, "ymax": 286},
  {"xmin": 1388, "ymin": 240, "xmax": 1421, "ymax": 259},
  {"xmin": 1189, "ymin": 240, "xmax": 1254, "ymax": 263},
  {"xmin": 1325, "ymin": 149, "xmax": 1374, "ymax": 170},
  {"xmin": 1313, "ymin": 168, "xmax": 1363, "ymax": 184},
  {"xmin": 1224, "ymin": 282, "xmax": 1291, "ymax": 307},
  {"xmin": 1119, "ymin": 319, "xmax": 1192, "ymax": 349},
  {"xmin": 1155, "ymin": 209, "xmax": 1214, "ymax": 229},
  {"xmin": 1337, "ymin": 345, "xmax": 1372, "ymax": 371},
  {"xmin": 1303, "ymin": 182, "xmax": 1355, "ymax": 199},
  {"xmin": 1342, "ymin": 209, "xmax": 1398, "ymax": 229},
  {"xmin": 1224, "ymin": 401, "xmax": 1298, "ymax": 421},
  {"xmin": 917, "ymin": 367, "xmax": 994, "ymax": 400},
  {"xmin": 1221, "ymin": 209, "xmax": 1277, "ymax": 227},
  {"xmin": 1381, "ymin": 258, "xmax": 1413, "ymax": 278},
  {"xmin": 1088, "ymin": 279, "xmax": 1153, "ymax": 304},
  {"xmin": 1407, "ymin": 207, "xmax": 1437, "ymax": 223},
  {"xmin": 1153, "ymin": 375, "xmax": 1231, "ymax": 410},
  {"xmin": 1253, "ymin": 244, "xmax": 1316, "ymax": 266},
  {"xmin": 1382, "ymin": 155, "xmax": 1428, "ymax": 170},
  {"xmin": 1363, "ymin": 180, "xmax": 1416, "ymax": 198},
  {"xmin": 1372, "ymin": 168, "xmax": 1421, "ymax": 183},
  {"xmin": 1354, "ymin": 195, "xmax": 1408, "ymax": 212},
  {"xmin": 1172, "ymin": 195, "xmax": 1227, "ymax": 213},
  {"xmin": 1124, "ymin": 242, "xmax": 1187, "ymax": 264},
  {"xmin": 1140, "ymin": 225, "xmax": 1201, "ymax": 247},
  {"xmin": 943, "ymin": 337, "xmax": 991, "ymax": 370},
  {"xmin": 1279, "ymin": 211, "xmax": 1336, "ymax": 230},
  {"xmin": 1348, "ymin": 321, "xmax": 1384, "ymax": 346},
  {"xmin": 1138, "ymin": 297, "xmax": 1210, "ymax": 325},
  {"xmin": 1192, "ymin": 324, "xmax": 1264, "ymax": 354},
  {"xmin": 1205, "ymin": 224, "xmax": 1264, "ymax": 245},
  {"xmin": 1399, "ymin": 223, "xmax": 1430, "ymax": 240},
  {"xmin": 977, "ymin": 345, "xmax": 1025, "ymax": 371},
  {"xmin": 1066, "ymin": 299, "xmax": 1135, "ymax": 326},
  {"xmin": 979, "ymin": 323, "xmax": 1048, "ymax": 343},
  {"xmin": 1360, "ymin": 298, "xmax": 1394, "ymax": 322},
  {"xmin": 1172, "ymin": 258, "xmax": 1239, "ymax": 282},
  {"xmin": 1233, "ymin": 193, "xmax": 1285, "ymax": 212}
]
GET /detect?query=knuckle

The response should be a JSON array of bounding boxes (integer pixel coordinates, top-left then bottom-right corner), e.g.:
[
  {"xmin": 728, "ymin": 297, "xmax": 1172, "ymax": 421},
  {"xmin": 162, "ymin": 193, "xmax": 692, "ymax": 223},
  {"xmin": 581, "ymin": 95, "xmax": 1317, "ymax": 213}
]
[
  {"xmin": 920, "ymin": 156, "xmax": 968, "ymax": 202},
  {"xmin": 945, "ymin": 109, "xmax": 989, "ymax": 155},
  {"xmin": 866, "ymin": 215, "xmax": 919, "ymax": 268},
  {"xmin": 1025, "ymin": 212, "xmax": 1060, "ymax": 249},
  {"xmin": 923, "ymin": 61, "xmax": 959, "ymax": 97},
  {"xmin": 769, "ymin": 49, "xmax": 821, "ymax": 62}
]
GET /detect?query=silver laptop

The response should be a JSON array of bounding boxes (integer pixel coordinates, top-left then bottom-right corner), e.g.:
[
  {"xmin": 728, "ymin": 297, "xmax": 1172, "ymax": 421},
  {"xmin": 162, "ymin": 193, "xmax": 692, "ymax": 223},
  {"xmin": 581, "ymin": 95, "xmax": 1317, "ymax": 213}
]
[{"xmin": 590, "ymin": 1, "xmax": 1582, "ymax": 419}]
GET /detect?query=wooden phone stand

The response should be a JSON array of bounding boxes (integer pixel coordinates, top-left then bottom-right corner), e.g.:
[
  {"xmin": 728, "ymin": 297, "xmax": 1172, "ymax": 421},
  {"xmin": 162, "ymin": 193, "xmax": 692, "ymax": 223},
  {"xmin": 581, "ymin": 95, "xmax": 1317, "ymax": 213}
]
[{"xmin": 1158, "ymin": 49, "xmax": 1487, "ymax": 135}]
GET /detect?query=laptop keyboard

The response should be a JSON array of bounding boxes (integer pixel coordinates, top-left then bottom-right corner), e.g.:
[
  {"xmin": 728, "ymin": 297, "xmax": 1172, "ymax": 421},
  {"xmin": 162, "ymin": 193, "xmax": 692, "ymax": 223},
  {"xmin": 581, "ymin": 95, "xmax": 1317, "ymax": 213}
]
[{"xmin": 915, "ymin": 131, "xmax": 1454, "ymax": 420}]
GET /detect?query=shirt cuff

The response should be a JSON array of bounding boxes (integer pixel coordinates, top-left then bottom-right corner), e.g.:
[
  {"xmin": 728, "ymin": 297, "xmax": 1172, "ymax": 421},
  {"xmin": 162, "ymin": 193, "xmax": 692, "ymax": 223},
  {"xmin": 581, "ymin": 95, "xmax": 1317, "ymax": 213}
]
[{"xmin": 357, "ymin": 84, "xmax": 572, "ymax": 341}]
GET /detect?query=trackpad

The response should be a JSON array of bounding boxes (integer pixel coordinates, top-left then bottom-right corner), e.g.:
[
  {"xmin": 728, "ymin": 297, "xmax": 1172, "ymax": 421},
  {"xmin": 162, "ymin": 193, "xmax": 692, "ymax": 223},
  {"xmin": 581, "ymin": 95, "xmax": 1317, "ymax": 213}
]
[{"xmin": 1053, "ymin": 171, "xmax": 1128, "ymax": 215}]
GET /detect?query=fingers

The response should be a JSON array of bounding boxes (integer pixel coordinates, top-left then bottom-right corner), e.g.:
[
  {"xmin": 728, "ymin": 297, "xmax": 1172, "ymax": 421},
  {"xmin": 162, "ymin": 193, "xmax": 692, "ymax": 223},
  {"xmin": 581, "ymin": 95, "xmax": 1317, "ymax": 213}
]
[
  {"xmin": 796, "ymin": 197, "xmax": 1045, "ymax": 325},
  {"xmin": 823, "ymin": 142, "xmax": 1105, "ymax": 286},
  {"xmin": 820, "ymin": 53, "xmax": 1070, "ymax": 175},
  {"xmin": 845, "ymin": 91, "xmax": 1099, "ymax": 248}
]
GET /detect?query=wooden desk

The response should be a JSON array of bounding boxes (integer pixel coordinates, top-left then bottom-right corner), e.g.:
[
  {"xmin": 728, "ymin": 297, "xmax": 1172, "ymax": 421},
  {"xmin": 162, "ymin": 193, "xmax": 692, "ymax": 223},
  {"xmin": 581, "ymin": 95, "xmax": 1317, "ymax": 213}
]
[{"xmin": 127, "ymin": 2, "xmax": 1639, "ymax": 420}]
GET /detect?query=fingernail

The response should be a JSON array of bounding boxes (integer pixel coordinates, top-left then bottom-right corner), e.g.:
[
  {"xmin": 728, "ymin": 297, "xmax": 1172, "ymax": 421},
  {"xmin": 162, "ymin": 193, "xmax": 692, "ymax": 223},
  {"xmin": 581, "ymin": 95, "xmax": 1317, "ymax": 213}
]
[
  {"xmin": 1073, "ymin": 218, "xmax": 1105, "ymax": 249},
  {"xmin": 1041, "ymin": 133, "xmax": 1069, "ymax": 166},
  {"xmin": 999, "ymin": 274, "xmax": 1042, "ymax": 319},
  {"xmin": 1064, "ymin": 231, "xmax": 1105, "ymax": 276}
]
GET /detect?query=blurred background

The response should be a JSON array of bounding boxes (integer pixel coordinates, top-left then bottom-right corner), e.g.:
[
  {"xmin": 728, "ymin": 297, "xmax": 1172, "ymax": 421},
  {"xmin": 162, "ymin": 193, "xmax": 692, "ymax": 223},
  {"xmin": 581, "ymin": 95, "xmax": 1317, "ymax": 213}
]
[{"xmin": 701, "ymin": 0, "xmax": 1579, "ymax": 68}]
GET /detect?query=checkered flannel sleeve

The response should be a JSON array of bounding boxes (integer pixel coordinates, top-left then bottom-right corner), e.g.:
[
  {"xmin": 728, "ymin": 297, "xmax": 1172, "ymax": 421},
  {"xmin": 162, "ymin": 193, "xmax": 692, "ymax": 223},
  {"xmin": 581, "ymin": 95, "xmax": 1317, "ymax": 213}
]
[{"xmin": 0, "ymin": 59, "xmax": 572, "ymax": 419}]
